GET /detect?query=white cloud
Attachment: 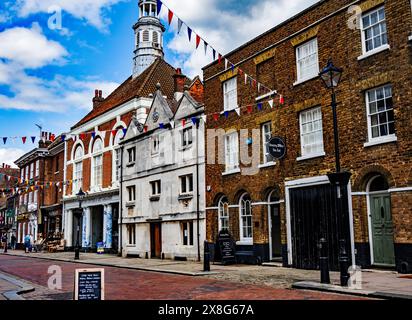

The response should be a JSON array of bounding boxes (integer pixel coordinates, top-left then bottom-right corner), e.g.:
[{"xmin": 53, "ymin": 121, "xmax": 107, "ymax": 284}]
[
  {"xmin": 162, "ymin": 0, "xmax": 319, "ymax": 78},
  {"xmin": 0, "ymin": 23, "xmax": 67, "ymax": 69},
  {"xmin": 0, "ymin": 24, "xmax": 119, "ymax": 112},
  {"xmin": 14, "ymin": 0, "xmax": 127, "ymax": 32},
  {"xmin": 0, "ymin": 147, "xmax": 26, "ymax": 168}
]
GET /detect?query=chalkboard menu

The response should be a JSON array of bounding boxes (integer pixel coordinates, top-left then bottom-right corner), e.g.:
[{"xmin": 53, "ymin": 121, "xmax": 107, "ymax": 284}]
[
  {"xmin": 74, "ymin": 268, "xmax": 105, "ymax": 300},
  {"xmin": 217, "ymin": 230, "xmax": 236, "ymax": 265}
]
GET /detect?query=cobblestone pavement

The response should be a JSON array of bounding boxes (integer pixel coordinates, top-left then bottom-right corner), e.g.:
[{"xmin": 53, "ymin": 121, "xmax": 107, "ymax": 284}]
[{"xmin": 0, "ymin": 254, "xmax": 367, "ymax": 300}]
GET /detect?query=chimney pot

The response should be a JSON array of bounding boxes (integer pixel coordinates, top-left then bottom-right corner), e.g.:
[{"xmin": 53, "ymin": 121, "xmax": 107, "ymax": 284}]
[
  {"xmin": 95, "ymin": 89, "xmax": 98, "ymax": 97},
  {"xmin": 99, "ymin": 90, "xmax": 102, "ymax": 98}
]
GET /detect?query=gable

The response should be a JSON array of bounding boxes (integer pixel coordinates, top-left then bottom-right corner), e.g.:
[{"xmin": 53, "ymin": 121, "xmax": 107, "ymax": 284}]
[
  {"xmin": 145, "ymin": 91, "xmax": 174, "ymax": 132},
  {"xmin": 174, "ymin": 94, "xmax": 202, "ymax": 121}
]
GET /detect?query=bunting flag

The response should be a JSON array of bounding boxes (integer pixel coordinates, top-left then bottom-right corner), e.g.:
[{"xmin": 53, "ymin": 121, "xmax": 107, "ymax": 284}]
[
  {"xmin": 218, "ymin": 54, "xmax": 222, "ymax": 64},
  {"xmin": 196, "ymin": 34, "xmax": 201, "ymax": 49},
  {"xmin": 80, "ymin": 133, "xmax": 87, "ymax": 140},
  {"xmin": 235, "ymin": 107, "xmax": 241, "ymax": 116},
  {"xmin": 268, "ymin": 100, "xmax": 274, "ymax": 109},
  {"xmin": 224, "ymin": 59, "xmax": 228, "ymax": 70},
  {"xmin": 212, "ymin": 49, "xmax": 216, "ymax": 61},
  {"xmin": 31, "ymin": 136, "xmax": 36, "ymax": 143},
  {"xmin": 61, "ymin": 135, "xmax": 66, "ymax": 142},
  {"xmin": 279, "ymin": 95, "xmax": 285, "ymax": 105},
  {"xmin": 144, "ymin": 125, "xmax": 148, "ymax": 133},
  {"xmin": 224, "ymin": 111, "xmax": 229, "ymax": 119},
  {"xmin": 191, "ymin": 117, "xmax": 198, "ymax": 125},
  {"xmin": 177, "ymin": 18, "xmax": 183, "ymax": 34},
  {"xmin": 204, "ymin": 41, "xmax": 208, "ymax": 55},
  {"xmin": 201, "ymin": 115, "xmax": 207, "ymax": 123},
  {"xmin": 244, "ymin": 74, "xmax": 248, "ymax": 85},
  {"xmin": 187, "ymin": 27, "xmax": 192, "ymax": 42},
  {"xmin": 170, "ymin": 121, "xmax": 175, "ymax": 129},
  {"xmin": 122, "ymin": 128, "xmax": 127, "ymax": 136},
  {"xmin": 22, "ymin": 137, "xmax": 26, "ymax": 144},
  {"xmin": 111, "ymin": 129, "xmax": 118, "ymax": 136},
  {"xmin": 2, "ymin": 137, "xmax": 7, "ymax": 144},
  {"xmin": 182, "ymin": 119, "xmax": 186, "ymax": 127},
  {"xmin": 91, "ymin": 132, "xmax": 96, "ymax": 139},
  {"xmin": 213, "ymin": 113, "xmax": 219, "ymax": 121},
  {"xmin": 247, "ymin": 105, "xmax": 253, "ymax": 114},
  {"xmin": 157, "ymin": 0, "xmax": 162, "ymax": 15},
  {"xmin": 168, "ymin": 9, "xmax": 174, "ymax": 25},
  {"xmin": 159, "ymin": 123, "xmax": 165, "ymax": 129},
  {"xmin": 257, "ymin": 103, "xmax": 263, "ymax": 111}
]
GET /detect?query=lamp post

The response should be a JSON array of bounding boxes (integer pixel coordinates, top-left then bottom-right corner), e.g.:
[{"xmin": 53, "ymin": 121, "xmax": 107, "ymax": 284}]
[
  {"xmin": 74, "ymin": 188, "xmax": 86, "ymax": 260},
  {"xmin": 319, "ymin": 59, "xmax": 351, "ymax": 287}
]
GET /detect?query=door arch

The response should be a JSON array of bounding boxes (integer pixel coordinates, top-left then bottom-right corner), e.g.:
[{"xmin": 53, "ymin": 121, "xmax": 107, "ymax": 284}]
[{"xmin": 367, "ymin": 175, "xmax": 395, "ymax": 266}]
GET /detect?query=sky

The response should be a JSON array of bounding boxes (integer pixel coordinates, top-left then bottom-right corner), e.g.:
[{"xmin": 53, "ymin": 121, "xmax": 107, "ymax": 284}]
[{"xmin": 0, "ymin": 0, "xmax": 318, "ymax": 167}]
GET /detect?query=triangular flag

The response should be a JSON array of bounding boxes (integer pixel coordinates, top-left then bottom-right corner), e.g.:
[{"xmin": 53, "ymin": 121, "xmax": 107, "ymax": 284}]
[
  {"xmin": 257, "ymin": 103, "xmax": 263, "ymax": 111},
  {"xmin": 61, "ymin": 135, "xmax": 66, "ymax": 142},
  {"xmin": 187, "ymin": 27, "xmax": 192, "ymax": 41},
  {"xmin": 268, "ymin": 100, "xmax": 274, "ymax": 109},
  {"xmin": 225, "ymin": 59, "xmax": 228, "ymax": 70},
  {"xmin": 244, "ymin": 74, "xmax": 248, "ymax": 85},
  {"xmin": 196, "ymin": 34, "xmax": 201, "ymax": 49},
  {"xmin": 212, "ymin": 49, "xmax": 216, "ymax": 61},
  {"xmin": 235, "ymin": 107, "xmax": 240, "ymax": 116},
  {"xmin": 111, "ymin": 129, "xmax": 118, "ymax": 136},
  {"xmin": 177, "ymin": 18, "xmax": 183, "ymax": 34},
  {"xmin": 247, "ymin": 105, "xmax": 253, "ymax": 114},
  {"xmin": 204, "ymin": 42, "xmax": 208, "ymax": 55},
  {"xmin": 182, "ymin": 119, "xmax": 186, "ymax": 127},
  {"xmin": 159, "ymin": 123, "xmax": 164, "ymax": 129},
  {"xmin": 168, "ymin": 9, "xmax": 174, "ymax": 25},
  {"xmin": 122, "ymin": 128, "xmax": 127, "ymax": 136},
  {"xmin": 31, "ymin": 136, "xmax": 36, "ymax": 143},
  {"xmin": 218, "ymin": 54, "xmax": 222, "ymax": 64},
  {"xmin": 156, "ymin": 0, "xmax": 162, "ymax": 15},
  {"xmin": 213, "ymin": 113, "xmax": 219, "ymax": 121},
  {"xmin": 279, "ymin": 95, "xmax": 285, "ymax": 105},
  {"xmin": 41, "ymin": 136, "xmax": 46, "ymax": 143},
  {"xmin": 252, "ymin": 79, "xmax": 257, "ymax": 88},
  {"xmin": 144, "ymin": 125, "xmax": 148, "ymax": 133},
  {"xmin": 170, "ymin": 121, "xmax": 175, "ymax": 129},
  {"xmin": 191, "ymin": 117, "xmax": 198, "ymax": 125},
  {"xmin": 22, "ymin": 137, "xmax": 27, "ymax": 144},
  {"xmin": 231, "ymin": 64, "xmax": 234, "ymax": 72},
  {"xmin": 201, "ymin": 115, "xmax": 207, "ymax": 123},
  {"xmin": 91, "ymin": 132, "xmax": 96, "ymax": 139},
  {"xmin": 239, "ymin": 69, "xmax": 243, "ymax": 76},
  {"xmin": 257, "ymin": 83, "xmax": 261, "ymax": 92},
  {"xmin": 224, "ymin": 111, "xmax": 229, "ymax": 119},
  {"xmin": 80, "ymin": 133, "xmax": 86, "ymax": 140},
  {"xmin": 2, "ymin": 137, "xmax": 7, "ymax": 144}
]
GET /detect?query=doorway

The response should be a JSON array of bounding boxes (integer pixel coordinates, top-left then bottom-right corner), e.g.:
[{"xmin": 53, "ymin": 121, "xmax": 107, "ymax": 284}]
[
  {"xmin": 268, "ymin": 191, "xmax": 281, "ymax": 260},
  {"xmin": 150, "ymin": 222, "xmax": 162, "ymax": 258},
  {"xmin": 91, "ymin": 206, "xmax": 104, "ymax": 248},
  {"xmin": 72, "ymin": 209, "xmax": 83, "ymax": 248},
  {"xmin": 367, "ymin": 175, "xmax": 395, "ymax": 267}
]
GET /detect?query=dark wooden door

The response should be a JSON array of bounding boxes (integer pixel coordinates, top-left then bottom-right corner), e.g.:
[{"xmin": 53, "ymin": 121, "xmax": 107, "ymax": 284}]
[
  {"xmin": 150, "ymin": 223, "xmax": 162, "ymax": 258},
  {"xmin": 270, "ymin": 204, "xmax": 281, "ymax": 258},
  {"xmin": 290, "ymin": 183, "xmax": 351, "ymax": 271}
]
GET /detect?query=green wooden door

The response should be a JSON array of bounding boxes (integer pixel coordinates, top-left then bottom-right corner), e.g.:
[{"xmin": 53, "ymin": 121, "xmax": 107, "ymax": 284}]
[{"xmin": 371, "ymin": 195, "xmax": 395, "ymax": 266}]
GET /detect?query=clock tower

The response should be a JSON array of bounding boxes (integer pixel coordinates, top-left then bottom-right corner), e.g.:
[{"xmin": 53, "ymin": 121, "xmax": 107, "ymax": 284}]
[{"xmin": 132, "ymin": 0, "xmax": 165, "ymax": 78}]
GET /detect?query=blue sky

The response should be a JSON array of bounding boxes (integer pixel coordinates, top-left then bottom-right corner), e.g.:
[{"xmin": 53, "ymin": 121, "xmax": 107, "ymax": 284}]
[{"xmin": 0, "ymin": 0, "xmax": 318, "ymax": 166}]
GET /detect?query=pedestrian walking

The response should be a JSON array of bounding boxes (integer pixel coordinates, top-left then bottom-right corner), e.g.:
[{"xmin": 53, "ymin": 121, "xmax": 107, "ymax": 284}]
[
  {"xmin": 24, "ymin": 234, "xmax": 31, "ymax": 253},
  {"xmin": 11, "ymin": 234, "xmax": 16, "ymax": 250},
  {"xmin": 1, "ymin": 234, "xmax": 7, "ymax": 253}
]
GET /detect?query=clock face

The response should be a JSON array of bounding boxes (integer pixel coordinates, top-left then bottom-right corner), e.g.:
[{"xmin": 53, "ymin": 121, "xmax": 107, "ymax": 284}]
[{"xmin": 152, "ymin": 111, "xmax": 159, "ymax": 123}]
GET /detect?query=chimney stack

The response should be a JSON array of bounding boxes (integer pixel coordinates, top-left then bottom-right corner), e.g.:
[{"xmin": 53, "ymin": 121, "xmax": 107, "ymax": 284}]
[
  {"xmin": 173, "ymin": 68, "xmax": 186, "ymax": 101},
  {"xmin": 93, "ymin": 89, "xmax": 105, "ymax": 109}
]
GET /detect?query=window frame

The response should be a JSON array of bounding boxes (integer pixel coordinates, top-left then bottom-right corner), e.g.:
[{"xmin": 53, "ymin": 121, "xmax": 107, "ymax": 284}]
[
  {"xmin": 73, "ymin": 145, "xmax": 83, "ymax": 194},
  {"xmin": 261, "ymin": 122, "xmax": 274, "ymax": 164},
  {"xmin": 224, "ymin": 132, "xmax": 239, "ymax": 173},
  {"xmin": 182, "ymin": 221, "xmax": 194, "ymax": 246},
  {"xmin": 239, "ymin": 193, "xmax": 253, "ymax": 244},
  {"xmin": 298, "ymin": 106, "xmax": 325, "ymax": 159},
  {"xmin": 150, "ymin": 180, "xmax": 161, "ymax": 196},
  {"xmin": 91, "ymin": 138, "xmax": 103, "ymax": 188},
  {"xmin": 223, "ymin": 77, "xmax": 238, "ymax": 111},
  {"xmin": 127, "ymin": 147, "xmax": 136, "ymax": 164},
  {"xmin": 360, "ymin": 6, "xmax": 388, "ymax": 55},
  {"xmin": 218, "ymin": 196, "xmax": 229, "ymax": 232},
  {"xmin": 127, "ymin": 185, "xmax": 136, "ymax": 202},
  {"xmin": 181, "ymin": 126, "xmax": 193, "ymax": 149},
  {"xmin": 179, "ymin": 174, "xmax": 194, "ymax": 195},
  {"xmin": 295, "ymin": 37, "xmax": 319, "ymax": 83},
  {"xmin": 365, "ymin": 84, "xmax": 396, "ymax": 145},
  {"xmin": 127, "ymin": 224, "xmax": 136, "ymax": 245}
]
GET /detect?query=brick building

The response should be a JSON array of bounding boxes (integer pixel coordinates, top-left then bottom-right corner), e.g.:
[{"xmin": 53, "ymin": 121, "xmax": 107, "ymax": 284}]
[
  {"xmin": 14, "ymin": 133, "xmax": 54, "ymax": 246},
  {"xmin": 203, "ymin": 0, "xmax": 412, "ymax": 272},
  {"xmin": 62, "ymin": 0, "xmax": 197, "ymax": 253}
]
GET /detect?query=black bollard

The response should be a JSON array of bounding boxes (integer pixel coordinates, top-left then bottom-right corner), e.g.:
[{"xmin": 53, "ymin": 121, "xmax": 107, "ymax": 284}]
[
  {"xmin": 339, "ymin": 239, "xmax": 350, "ymax": 287},
  {"xmin": 203, "ymin": 241, "xmax": 210, "ymax": 272},
  {"xmin": 319, "ymin": 238, "xmax": 330, "ymax": 284}
]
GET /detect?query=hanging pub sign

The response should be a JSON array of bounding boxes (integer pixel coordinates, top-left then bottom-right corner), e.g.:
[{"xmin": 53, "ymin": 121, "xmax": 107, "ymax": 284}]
[
  {"xmin": 267, "ymin": 137, "xmax": 286, "ymax": 160},
  {"xmin": 74, "ymin": 268, "xmax": 105, "ymax": 300}
]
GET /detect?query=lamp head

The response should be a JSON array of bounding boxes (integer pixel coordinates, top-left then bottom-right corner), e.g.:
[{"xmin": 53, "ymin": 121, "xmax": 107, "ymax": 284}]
[{"xmin": 319, "ymin": 59, "xmax": 343, "ymax": 89}]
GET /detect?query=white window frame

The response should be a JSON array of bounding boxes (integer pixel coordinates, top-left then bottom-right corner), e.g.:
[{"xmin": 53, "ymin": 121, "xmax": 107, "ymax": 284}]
[
  {"xmin": 218, "ymin": 196, "xmax": 229, "ymax": 232},
  {"xmin": 25, "ymin": 165, "xmax": 29, "ymax": 181},
  {"xmin": 29, "ymin": 163, "xmax": 34, "ymax": 180},
  {"xmin": 298, "ymin": 107, "xmax": 325, "ymax": 160},
  {"xmin": 261, "ymin": 122, "xmax": 274, "ymax": 165},
  {"xmin": 364, "ymin": 84, "xmax": 397, "ymax": 147},
  {"xmin": 181, "ymin": 221, "xmax": 194, "ymax": 246},
  {"xmin": 224, "ymin": 132, "xmax": 239, "ymax": 173},
  {"xmin": 359, "ymin": 6, "xmax": 389, "ymax": 56},
  {"xmin": 239, "ymin": 193, "xmax": 253, "ymax": 244},
  {"xmin": 150, "ymin": 180, "xmax": 161, "ymax": 196},
  {"xmin": 179, "ymin": 174, "xmax": 193, "ymax": 195},
  {"xmin": 223, "ymin": 77, "xmax": 238, "ymax": 111},
  {"xmin": 33, "ymin": 190, "xmax": 38, "ymax": 205},
  {"xmin": 295, "ymin": 38, "xmax": 319, "ymax": 84},
  {"xmin": 112, "ymin": 129, "xmax": 124, "ymax": 183},
  {"xmin": 92, "ymin": 138, "xmax": 103, "ymax": 188},
  {"xmin": 35, "ymin": 160, "xmax": 39, "ymax": 177},
  {"xmin": 181, "ymin": 126, "xmax": 193, "ymax": 148},
  {"xmin": 73, "ymin": 145, "xmax": 83, "ymax": 194}
]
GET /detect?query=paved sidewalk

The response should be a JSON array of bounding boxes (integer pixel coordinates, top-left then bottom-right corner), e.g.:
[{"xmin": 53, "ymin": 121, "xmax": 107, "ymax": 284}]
[{"xmin": 0, "ymin": 272, "xmax": 35, "ymax": 300}]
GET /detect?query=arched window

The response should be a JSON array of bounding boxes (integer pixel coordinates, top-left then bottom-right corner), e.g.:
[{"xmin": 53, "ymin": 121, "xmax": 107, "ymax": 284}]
[
  {"xmin": 368, "ymin": 175, "xmax": 389, "ymax": 192},
  {"xmin": 112, "ymin": 129, "xmax": 124, "ymax": 184},
  {"xmin": 239, "ymin": 193, "xmax": 252, "ymax": 242},
  {"xmin": 153, "ymin": 31, "xmax": 159, "ymax": 44},
  {"xmin": 92, "ymin": 138, "xmax": 103, "ymax": 188},
  {"xmin": 218, "ymin": 196, "xmax": 229, "ymax": 232},
  {"xmin": 73, "ymin": 145, "xmax": 83, "ymax": 194},
  {"xmin": 143, "ymin": 30, "xmax": 149, "ymax": 42}
]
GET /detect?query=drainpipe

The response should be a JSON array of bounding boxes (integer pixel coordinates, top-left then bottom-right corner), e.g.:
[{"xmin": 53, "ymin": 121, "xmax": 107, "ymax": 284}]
[
  {"xmin": 118, "ymin": 145, "xmax": 124, "ymax": 257},
  {"xmin": 196, "ymin": 120, "xmax": 200, "ymax": 262}
]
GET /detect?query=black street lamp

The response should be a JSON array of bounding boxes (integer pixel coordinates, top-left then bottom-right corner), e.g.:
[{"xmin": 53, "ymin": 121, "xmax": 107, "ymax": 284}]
[
  {"xmin": 74, "ymin": 188, "xmax": 86, "ymax": 260},
  {"xmin": 319, "ymin": 59, "xmax": 352, "ymax": 287}
]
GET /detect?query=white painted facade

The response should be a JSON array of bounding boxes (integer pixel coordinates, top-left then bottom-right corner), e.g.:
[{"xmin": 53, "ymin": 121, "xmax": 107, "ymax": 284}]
[{"xmin": 121, "ymin": 89, "xmax": 206, "ymax": 261}]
